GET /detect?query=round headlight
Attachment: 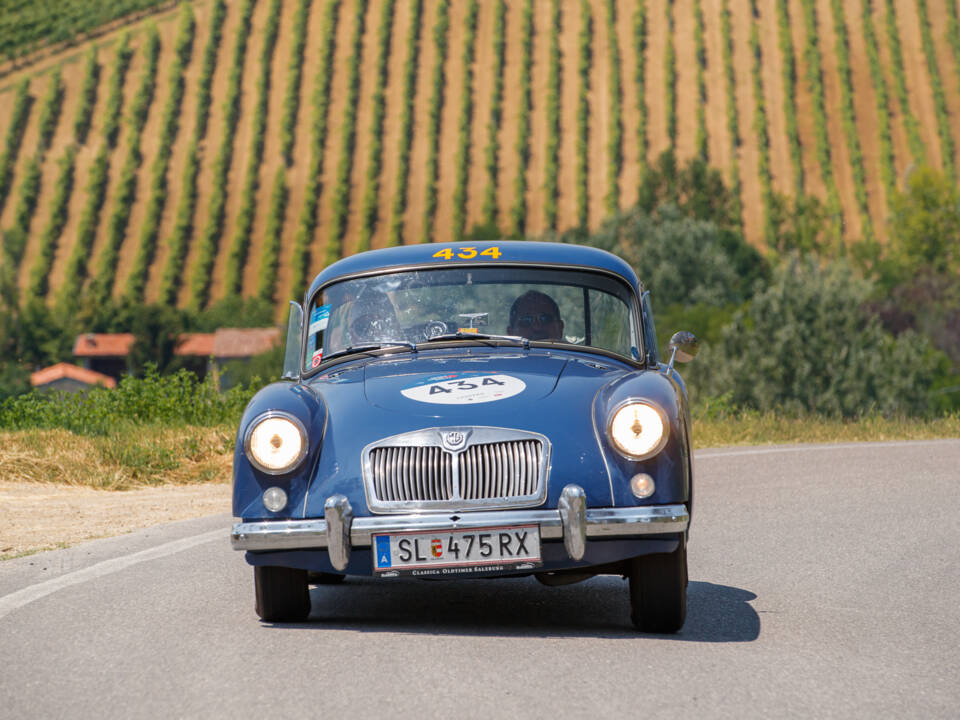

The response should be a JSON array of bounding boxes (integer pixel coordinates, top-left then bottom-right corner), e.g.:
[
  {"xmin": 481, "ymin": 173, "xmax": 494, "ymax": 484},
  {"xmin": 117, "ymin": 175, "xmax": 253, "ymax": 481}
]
[
  {"xmin": 245, "ymin": 412, "xmax": 307, "ymax": 474},
  {"xmin": 608, "ymin": 402, "xmax": 668, "ymax": 459}
]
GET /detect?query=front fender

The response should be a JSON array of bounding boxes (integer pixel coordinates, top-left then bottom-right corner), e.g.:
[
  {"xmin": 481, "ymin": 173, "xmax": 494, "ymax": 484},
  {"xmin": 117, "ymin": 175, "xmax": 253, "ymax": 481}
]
[
  {"xmin": 232, "ymin": 382, "xmax": 327, "ymax": 519},
  {"xmin": 592, "ymin": 368, "xmax": 692, "ymax": 509}
]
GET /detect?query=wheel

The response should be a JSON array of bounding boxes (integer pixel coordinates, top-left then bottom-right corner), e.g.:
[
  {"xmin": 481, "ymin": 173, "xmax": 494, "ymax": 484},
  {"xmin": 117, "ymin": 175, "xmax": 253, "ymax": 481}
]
[
  {"xmin": 628, "ymin": 535, "xmax": 687, "ymax": 633},
  {"xmin": 254, "ymin": 566, "xmax": 310, "ymax": 622},
  {"xmin": 307, "ymin": 571, "xmax": 346, "ymax": 585}
]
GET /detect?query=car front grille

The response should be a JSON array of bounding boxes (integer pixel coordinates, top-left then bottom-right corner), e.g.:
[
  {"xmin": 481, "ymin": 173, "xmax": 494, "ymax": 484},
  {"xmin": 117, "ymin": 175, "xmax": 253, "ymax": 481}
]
[{"xmin": 362, "ymin": 428, "xmax": 549, "ymax": 513}]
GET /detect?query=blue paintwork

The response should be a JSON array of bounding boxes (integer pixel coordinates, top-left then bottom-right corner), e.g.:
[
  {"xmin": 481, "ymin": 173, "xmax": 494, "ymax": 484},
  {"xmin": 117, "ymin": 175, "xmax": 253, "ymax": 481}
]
[
  {"xmin": 233, "ymin": 241, "xmax": 692, "ymax": 576},
  {"xmin": 305, "ymin": 241, "xmax": 641, "ymax": 303}
]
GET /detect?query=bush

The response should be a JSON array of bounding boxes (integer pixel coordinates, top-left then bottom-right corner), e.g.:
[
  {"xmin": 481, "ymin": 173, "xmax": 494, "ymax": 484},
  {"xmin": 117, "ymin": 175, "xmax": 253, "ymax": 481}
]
[
  {"xmin": 451, "ymin": 0, "xmax": 480, "ymax": 243},
  {"xmin": 224, "ymin": 0, "xmax": 282, "ymax": 296},
  {"xmin": 883, "ymin": 0, "xmax": 925, "ymax": 164},
  {"xmin": 775, "ymin": 0, "xmax": 803, "ymax": 192},
  {"xmin": 419, "ymin": 0, "xmax": 451, "ymax": 244},
  {"xmin": 387, "ymin": 0, "xmax": 424, "ymax": 246},
  {"xmin": 102, "ymin": 34, "xmax": 134, "ymax": 149},
  {"xmin": 281, "ymin": 0, "xmax": 312, "ymax": 166},
  {"xmin": 860, "ymin": 0, "xmax": 895, "ymax": 200},
  {"xmin": 74, "ymin": 47, "xmax": 100, "ymax": 144},
  {"xmin": 605, "ymin": 0, "xmax": 622, "ymax": 213},
  {"xmin": 632, "ymin": 1, "xmax": 648, "ymax": 176},
  {"xmin": 481, "ymin": 0, "xmax": 507, "ymax": 230},
  {"xmin": 0, "ymin": 79, "xmax": 32, "ymax": 216},
  {"xmin": 325, "ymin": 0, "xmax": 370, "ymax": 263},
  {"xmin": 356, "ymin": 0, "xmax": 397, "ymax": 252},
  {"xmin": 257, "ymin": 167, "xmax": 289, "ymax": 303},
  {"xmin": 575, "ymin": 0, "xmax": 592, "ymax": 230},
  {"xmin": 664, "ymin": 1, "xmax": 676, "ymax": 148},
  {"xmin": 36, "ymin": 67, "xmax": 65, "ymax": 154},
  {"xmin": 0, "ymin": 368, "xmax": 255, "ymax": 435},
  {"xmin": 915, "ymin": 0, "xmax": 955, "ymax": 181},
  {"xmin": 691, "ymin": 259, "xmax": 943, "ymax": 416},
  {"xmin": 190, "ymin": 0, "xmax": 255, "ymax": 310},
  {"xmin": 25, "ymin": 146, "xmax": 77, "ymax": 302},
  {"xmin": 543, "ymin": 0, "xmax": 560, "ymax": 229},
  {"xmin": 290, "ymin": 0, "xmax": 341, "ymax": 299}
]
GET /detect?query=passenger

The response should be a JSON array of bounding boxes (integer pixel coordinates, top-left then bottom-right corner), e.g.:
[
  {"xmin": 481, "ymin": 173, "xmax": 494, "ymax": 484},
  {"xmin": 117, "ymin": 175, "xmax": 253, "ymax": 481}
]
[
  {"xmin": 507, "ymin": 290, "xmax": 565, "ymax": 341},
  {"xmin": 348, "ymin": 289, "xmax": 403, "ymax": 344}
]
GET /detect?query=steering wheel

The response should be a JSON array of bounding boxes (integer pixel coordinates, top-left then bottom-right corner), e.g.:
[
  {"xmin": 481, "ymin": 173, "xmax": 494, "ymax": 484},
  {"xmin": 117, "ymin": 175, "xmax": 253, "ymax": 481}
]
[{"xmin": 422, "ymin": 320, "xmax": 449, "ymax": 340}]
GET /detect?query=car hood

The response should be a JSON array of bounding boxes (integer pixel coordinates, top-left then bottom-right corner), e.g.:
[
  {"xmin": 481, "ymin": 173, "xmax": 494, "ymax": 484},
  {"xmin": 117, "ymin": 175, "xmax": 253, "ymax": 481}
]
[
  {"xmin": 362, "ymin": 352, "xmax": 568, "ymax": 417},
  {"xmin": 302, "ymin": 349, "xmax": 635, "ymax": 515}
]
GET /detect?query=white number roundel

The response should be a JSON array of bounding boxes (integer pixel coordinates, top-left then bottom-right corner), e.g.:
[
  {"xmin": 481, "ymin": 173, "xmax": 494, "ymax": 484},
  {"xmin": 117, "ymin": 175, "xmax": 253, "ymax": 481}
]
[{"xmin": 400, "ymin": 373, "xmax": 526, "ymax": 405}]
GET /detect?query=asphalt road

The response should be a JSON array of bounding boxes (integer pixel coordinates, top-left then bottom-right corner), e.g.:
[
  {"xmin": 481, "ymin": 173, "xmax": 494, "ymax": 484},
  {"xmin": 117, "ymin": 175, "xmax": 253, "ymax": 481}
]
[{"xmin": 1, "ymin": 440, "xmax": 958, "ymax": 719}]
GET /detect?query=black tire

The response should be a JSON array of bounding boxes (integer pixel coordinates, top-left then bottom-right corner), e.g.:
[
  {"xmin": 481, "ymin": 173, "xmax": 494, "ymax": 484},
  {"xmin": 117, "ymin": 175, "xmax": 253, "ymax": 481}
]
[
  {"xmin": 628, "ymin": 535, "xmax": 687, "ymax": 633},
  {"xmin": 307, "ymin": 571, "xmax": 346, "ymax": 585},
  {"xmin": 254, "ymin": 566, "xmax": 310, "ymax": 622}
]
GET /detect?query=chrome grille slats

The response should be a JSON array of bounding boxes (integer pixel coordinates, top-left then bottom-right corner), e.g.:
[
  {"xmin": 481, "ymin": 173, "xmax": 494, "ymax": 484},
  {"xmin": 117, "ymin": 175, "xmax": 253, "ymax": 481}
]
[{"xmin": 363, "ymin": 428, "xmax": 549, "ymax": 512}]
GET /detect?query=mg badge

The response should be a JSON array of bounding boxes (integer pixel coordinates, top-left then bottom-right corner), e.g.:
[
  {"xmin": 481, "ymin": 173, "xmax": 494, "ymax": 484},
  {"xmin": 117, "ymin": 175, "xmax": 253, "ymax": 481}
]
[{"xmin": 441, "ymin": 430, "xmax": 467, "ymax": 451}]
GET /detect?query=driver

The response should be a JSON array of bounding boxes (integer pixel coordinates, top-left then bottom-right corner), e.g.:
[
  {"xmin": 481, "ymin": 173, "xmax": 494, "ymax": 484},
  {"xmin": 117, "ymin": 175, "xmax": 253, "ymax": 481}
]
[
  {"xmin": 507, "ymin": 290, "xmax": 564, "ymax": 341},
  {"xmin": 347, "ymin": 289, "xmax": 403, "ymax": 344}
]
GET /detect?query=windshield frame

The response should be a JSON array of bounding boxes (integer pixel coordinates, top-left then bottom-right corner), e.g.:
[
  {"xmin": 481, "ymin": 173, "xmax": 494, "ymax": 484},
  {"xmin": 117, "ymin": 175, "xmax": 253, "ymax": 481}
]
[{"xmin": 300, "ymin": 261, "xmax": 645, "ymax": 377}]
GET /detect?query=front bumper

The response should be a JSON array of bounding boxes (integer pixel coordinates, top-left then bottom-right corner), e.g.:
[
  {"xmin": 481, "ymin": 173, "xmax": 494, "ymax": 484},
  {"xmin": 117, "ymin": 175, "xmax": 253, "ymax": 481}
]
[{"xmin": 232, "ymin": 484, "xmax": 689, "ymax": 569}]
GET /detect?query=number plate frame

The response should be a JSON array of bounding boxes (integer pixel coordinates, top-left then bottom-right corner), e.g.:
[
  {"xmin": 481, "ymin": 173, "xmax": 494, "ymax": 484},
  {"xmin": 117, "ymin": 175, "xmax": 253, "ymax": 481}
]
[{"xmin": 372, "ymin": 524, "xmax": 542, "ymax": 577}]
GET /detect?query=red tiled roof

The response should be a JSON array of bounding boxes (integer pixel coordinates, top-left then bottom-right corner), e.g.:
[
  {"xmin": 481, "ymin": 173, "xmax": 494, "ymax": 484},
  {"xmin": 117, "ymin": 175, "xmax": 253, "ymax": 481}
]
[
  {"xmin": 73, "ymin": 333, "xmax": 135, "ymax": 357},
  {"xmin": 174, "ymin": 333, "xmax": 215, "ymax": 357},
  {"xmin": 30, "ymin": 363, "xmax": 117, "ymax": 389},
  {"xmin": 212, "ymin": 328, "xmax": 281, "ymax": 358}
]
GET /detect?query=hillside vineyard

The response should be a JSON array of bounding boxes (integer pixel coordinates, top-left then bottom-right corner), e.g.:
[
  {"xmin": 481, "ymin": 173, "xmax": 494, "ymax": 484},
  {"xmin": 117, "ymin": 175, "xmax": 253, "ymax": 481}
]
[{"xmin": 1, "ymin": 0, "xmax": 959, "ymax": 313}]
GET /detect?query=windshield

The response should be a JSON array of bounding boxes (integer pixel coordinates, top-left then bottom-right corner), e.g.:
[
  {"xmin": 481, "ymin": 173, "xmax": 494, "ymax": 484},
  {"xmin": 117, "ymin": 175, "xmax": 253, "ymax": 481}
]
[{"xmin": 304, "ymin": 266, "xmax": 638, "ymax": 370}]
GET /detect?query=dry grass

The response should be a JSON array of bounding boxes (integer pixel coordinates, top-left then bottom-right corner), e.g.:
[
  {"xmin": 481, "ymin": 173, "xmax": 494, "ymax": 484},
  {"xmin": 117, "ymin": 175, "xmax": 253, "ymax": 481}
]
[
  {"xmin": 693, "ymin": 413, "xmax": 960, "ymax": 448},
  {"xmin": 0, "ymin": 425, "xmax": 234, "ymax": 490}
]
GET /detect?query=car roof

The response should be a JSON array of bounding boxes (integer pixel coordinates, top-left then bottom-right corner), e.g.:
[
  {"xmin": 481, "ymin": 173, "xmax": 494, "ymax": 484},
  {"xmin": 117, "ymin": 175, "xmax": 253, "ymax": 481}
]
[{"xmin": 305, "ymin": 241, "xmax": 640, "ymax": 301}]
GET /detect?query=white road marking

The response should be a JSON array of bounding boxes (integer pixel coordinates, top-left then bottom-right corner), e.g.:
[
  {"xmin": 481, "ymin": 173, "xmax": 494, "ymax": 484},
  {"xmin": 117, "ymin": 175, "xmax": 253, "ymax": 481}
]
[
  {"xmin": 695, "ymin": 439, "xmax": 959, "ymax": 459},
  {"xmin": 0, "ymin": 528, "xmax": 224, "ymax": 620}
]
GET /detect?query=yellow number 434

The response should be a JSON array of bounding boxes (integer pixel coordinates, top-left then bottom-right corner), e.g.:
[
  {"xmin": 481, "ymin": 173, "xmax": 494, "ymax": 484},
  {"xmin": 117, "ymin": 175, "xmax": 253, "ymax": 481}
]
[{"xmin": 432, "ymin": 246, "xmax": 502, "ymax": 260}]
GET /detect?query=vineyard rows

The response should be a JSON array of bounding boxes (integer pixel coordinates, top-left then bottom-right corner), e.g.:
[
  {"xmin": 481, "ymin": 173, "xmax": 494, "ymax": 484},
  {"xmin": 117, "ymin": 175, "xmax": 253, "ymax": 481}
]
[{"xmin": 1, "ymin": 0, "xmax": 960, "ymax": 316}]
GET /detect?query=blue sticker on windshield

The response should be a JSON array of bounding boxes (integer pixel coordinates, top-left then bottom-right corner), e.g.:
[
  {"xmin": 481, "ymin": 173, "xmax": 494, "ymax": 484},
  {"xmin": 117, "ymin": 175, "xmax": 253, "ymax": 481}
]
[{"xmin": 309, "ymin": 304, "xmax": 331, "ymax": 336}]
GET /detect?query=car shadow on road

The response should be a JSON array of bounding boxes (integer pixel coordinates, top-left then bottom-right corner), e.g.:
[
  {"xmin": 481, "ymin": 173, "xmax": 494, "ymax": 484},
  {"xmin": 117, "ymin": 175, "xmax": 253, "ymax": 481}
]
[{"xmin": 272, "ymin": 576, "xmax": 760, "ymax": 641}]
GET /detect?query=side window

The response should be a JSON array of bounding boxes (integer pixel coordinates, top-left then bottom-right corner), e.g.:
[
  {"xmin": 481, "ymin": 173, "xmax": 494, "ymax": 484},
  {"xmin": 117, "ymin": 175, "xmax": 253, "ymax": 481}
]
[
  {"xmin": 641, "ymin": 291, "xmax": 659, "ymax": 364},
  {"xmin": 588, "ymin": 289, "xmax": 632, "ymax": 357}
]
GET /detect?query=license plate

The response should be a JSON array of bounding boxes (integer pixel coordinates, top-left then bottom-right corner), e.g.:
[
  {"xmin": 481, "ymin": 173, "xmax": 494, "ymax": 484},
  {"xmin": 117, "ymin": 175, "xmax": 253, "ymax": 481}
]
[{"xmin": 372, "ymin": 525, "xmax": 541, "ymax": 577}]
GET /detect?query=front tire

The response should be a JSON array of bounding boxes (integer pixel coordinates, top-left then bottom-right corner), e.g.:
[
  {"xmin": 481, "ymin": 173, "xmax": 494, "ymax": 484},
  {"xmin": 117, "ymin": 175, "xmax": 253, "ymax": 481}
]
[
  {"xmin": 628, "ymin": 535, "xmax": 687, "ymax": 633},
  {"xmin": 254, "ymin": 566, "xmax": 310, "ymax": 622}
]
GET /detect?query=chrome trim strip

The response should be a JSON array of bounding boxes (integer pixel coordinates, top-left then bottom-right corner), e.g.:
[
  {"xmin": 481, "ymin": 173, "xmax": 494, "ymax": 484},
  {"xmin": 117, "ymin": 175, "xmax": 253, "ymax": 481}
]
[{"xmin": 231, "ymin": 504, "xmax": 689, "ymax": 552}]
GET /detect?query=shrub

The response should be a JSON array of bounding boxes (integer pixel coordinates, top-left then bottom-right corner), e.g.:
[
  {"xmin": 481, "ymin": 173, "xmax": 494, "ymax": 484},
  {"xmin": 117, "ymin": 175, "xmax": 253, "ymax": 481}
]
[
  {"xmin": 775, "ymin": 0, "xmax": 803, "ymax": 192},
  {"xmin": 102, "ymin": 34, "xmax": 134, "ymax": 149},
  {"xmin": 664, "ymin": 1, "xmax": 676, "ymax": 148},
  {"xmin": 224, "ymin": 0, "xmax": 282, "ymax": 296},
  {"xmin": 158, "ymin": 0, "xmax": 227, "ymax": 305},
  {"xmin": 87, "ymin": 26, "xmax": 162, "ymax": 308},
  {"xmin": 74, "ymin": 47, "xmax": 100, "ymax": 144},
  {"xmin": 36, "ymin": 67, "xmax": 65, "ymax": 154},
  {"xmin": 691, "ymin": 259, "xmax": 943, "ymax": 417},
  {"xmin": 325, "ymin": 0, "xmax": 371, "ymax": 264},
  {"xmin": 419, "ymin": 0, "xmax": 452, "ymax": 244},
  {"xmin": 280, "ymin": 0, "xmax": 312, "ymax": 166},
  {"xmin": 357, "ymin": 0, "xmax": 398, "ymax": 252},
  {"xmin": 693, "ymin": 0, "xmax": 707, "ymax": 161},
  {"xmin": 190, "ymin": 0, "xmax": 256, "ymax": 310},
  {"xmin": 290, "ymin": 0, "xmax": 342, "ymax": 299},
  {"xmin": 451, "ymin": 0, "xmax": 480, "ymax": 243},
  {"xmin": 0, "ymin": 79, "xmax": 32, "ymax": 216},
  {"xmin": 25, "ymin": 146, "xmax": 77, "ymax": 302},
  {"xmin": 575, "ymin": 0, "xmax": 592, "ymax": 230},
  {"xmin": 386, "ymin": 0, "xmax": 424, "ymax": 246},
  {"xmin": 632, "ymin": 1, "xmax": 648, "ymax": 176},
  {"xmin": 481, "ymin": 0, "xmax": 507, "ymax": 230},
  {"xmin": 543, "ymin": 0, "xmax": 560, "ymax": 229},
  {"xmin": 860, "ymin": 0, "xmax": 895, "ymax": 200},
  {"xmin": 605, "ymin": 0, "xmax": 622, "ymax": 214},
  {"xmin": 749, "ymin": 14, "xmax": 774, "ymax": 244},
  {"xmin": 9, "ymin": 157, "xmax": 42, "ymax": 249},
  {"xmin": 883, "ymin": 0, "xmax": 925, "ymax": 164},
  {"xmin": 125, "ymin": 7, "xmax": 195, "ymax": 302},
  {"xmin": 915, "ymin": 0, "xmax": 956, "ymax": 181},
  {"xmin": 719, "ymin": 0, "xmax": 741, "ymax": 219},
  {"xmin": 55, "ymin": 148, "xmax": 108, "ymax": 306},
  {"xmin": 257, "ymin": 167, "xmax": 289, "ymax": 302}
]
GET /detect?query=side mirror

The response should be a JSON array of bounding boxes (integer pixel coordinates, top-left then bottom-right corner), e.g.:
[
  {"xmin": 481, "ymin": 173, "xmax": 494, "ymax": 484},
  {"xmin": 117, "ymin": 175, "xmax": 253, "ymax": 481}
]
[
  {"xmin": 667, "ymin": 331, "xmax": 698, "ymax": 369},
  {"xmin": 282, "ymin": 301, "xmax": 304, "ymax": 380}
]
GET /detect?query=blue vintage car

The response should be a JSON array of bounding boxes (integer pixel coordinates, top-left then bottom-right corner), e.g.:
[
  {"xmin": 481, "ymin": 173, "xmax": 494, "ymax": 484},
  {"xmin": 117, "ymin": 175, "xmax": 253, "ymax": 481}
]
[{"xmin": 231, "ymin": 241, "xmax": 698, "ymax": 632}]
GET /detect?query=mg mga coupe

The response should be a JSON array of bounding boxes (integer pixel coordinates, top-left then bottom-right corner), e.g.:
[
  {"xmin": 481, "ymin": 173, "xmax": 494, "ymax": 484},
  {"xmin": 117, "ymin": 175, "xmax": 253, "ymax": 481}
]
[{"xmin": 231, "ymin": 241, "xmax": 698, "ymax": 632}]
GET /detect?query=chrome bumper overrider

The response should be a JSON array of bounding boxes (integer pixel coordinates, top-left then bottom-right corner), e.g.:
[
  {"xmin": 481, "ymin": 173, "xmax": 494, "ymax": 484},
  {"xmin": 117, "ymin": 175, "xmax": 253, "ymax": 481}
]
[{"xmin": 232, "ymin": 484, "xmax": 688, "ymax": 570}]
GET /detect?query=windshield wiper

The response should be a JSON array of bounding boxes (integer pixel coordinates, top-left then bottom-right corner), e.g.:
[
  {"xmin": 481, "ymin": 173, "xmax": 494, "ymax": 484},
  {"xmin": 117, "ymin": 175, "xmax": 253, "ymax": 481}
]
[
  {"xmin": 321, "ymin": 340, "xmax": 417, "ymax": 363},
  {"xmin": 420, "ymin": 332, "xmax": 530, "ymax": 349}
]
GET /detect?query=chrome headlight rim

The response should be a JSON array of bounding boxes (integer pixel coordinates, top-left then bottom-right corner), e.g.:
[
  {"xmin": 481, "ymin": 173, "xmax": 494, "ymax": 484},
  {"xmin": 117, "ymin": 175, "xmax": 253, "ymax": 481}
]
[
  {"xmin": 606, "ymin": 399, "xmax": 670, "ymax": 460},
  {"xmin": 243, "ymin": 410, "xmax": 309, "ymax": 475}
]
